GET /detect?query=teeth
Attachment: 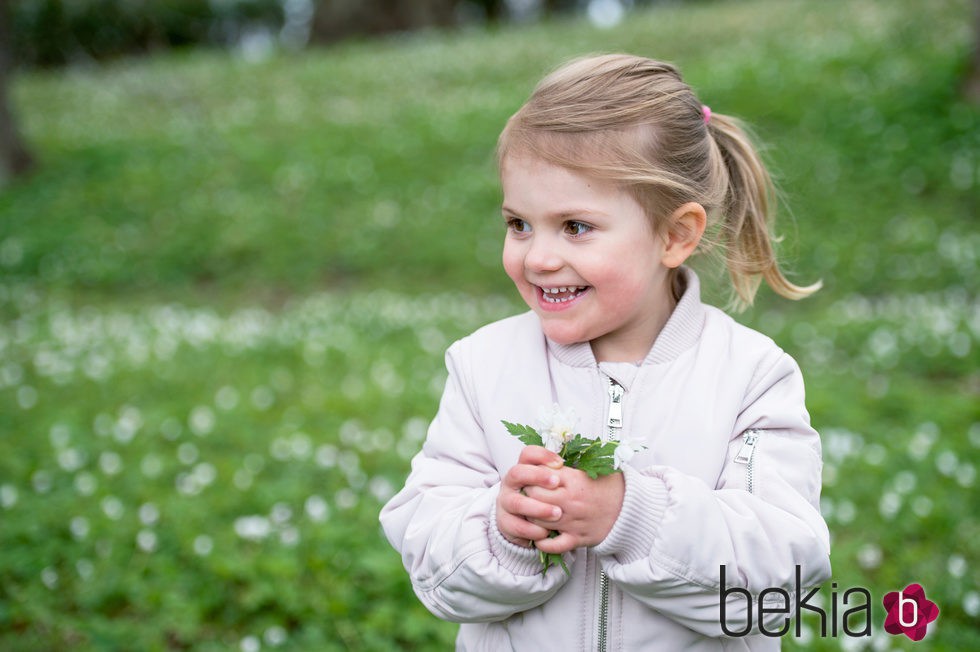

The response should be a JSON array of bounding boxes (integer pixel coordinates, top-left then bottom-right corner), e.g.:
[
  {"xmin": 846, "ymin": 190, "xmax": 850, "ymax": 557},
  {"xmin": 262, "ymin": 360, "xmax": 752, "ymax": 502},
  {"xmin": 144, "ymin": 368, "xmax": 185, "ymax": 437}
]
[{"xmin": 540, "ymin": 286, "xmax": 588, "ymax": 304}]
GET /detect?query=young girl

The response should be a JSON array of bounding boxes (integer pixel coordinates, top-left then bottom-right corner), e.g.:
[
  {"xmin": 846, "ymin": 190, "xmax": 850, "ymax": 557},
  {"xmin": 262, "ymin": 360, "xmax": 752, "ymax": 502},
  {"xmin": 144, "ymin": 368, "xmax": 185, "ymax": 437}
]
[{"xmin": 380, "ymin": 54, "xmax": 831, "ymax": 651}]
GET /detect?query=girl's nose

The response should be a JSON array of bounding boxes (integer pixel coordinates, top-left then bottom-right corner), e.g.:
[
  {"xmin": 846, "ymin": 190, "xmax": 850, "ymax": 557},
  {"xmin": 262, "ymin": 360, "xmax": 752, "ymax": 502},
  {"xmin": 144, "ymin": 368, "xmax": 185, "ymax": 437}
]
[{"xmin": 524, "ymin": 235, "xmax": 563, "ymax": 273}]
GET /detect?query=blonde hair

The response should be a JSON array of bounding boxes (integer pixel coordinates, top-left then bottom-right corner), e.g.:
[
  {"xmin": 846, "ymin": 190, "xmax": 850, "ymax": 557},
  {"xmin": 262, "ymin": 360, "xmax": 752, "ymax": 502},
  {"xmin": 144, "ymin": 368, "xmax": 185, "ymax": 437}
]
[{"xmin": 497, "ymin": 54, "xmax": 820, "ymax": 310}]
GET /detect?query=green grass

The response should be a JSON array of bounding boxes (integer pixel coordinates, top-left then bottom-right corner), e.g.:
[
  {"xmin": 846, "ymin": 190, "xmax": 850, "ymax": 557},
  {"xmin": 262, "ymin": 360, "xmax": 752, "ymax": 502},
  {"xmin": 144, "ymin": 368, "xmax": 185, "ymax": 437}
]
[{"xmin": 1, "ymin": 0, "xmax": 977, "ymax": 649}]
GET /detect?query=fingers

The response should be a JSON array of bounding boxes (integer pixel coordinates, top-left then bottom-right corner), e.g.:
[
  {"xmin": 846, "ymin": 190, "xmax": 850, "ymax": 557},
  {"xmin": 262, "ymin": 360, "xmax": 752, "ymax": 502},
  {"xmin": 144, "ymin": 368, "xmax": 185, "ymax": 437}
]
[
  {"xmin": 501, "ymin": 461, "xmax": 561, "ymax": 493},
  {"xmin": 497, "ymin": 511, "xmax": 552, "ymax": 545},
  {"xmin": 518, "ymin": 445, "xmax": 564, "ymax": 469},
  {"xmin": 533, "ymin": 530, "xmax": 578, "ymax": 555}
]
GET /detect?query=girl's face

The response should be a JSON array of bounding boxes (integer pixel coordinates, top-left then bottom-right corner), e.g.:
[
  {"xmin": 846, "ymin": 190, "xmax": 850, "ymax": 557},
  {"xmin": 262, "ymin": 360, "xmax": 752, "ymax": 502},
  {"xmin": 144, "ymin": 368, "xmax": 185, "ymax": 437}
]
[{"xmin": 500, "ymin": 155, "xmax": 676, "ymax": 363}]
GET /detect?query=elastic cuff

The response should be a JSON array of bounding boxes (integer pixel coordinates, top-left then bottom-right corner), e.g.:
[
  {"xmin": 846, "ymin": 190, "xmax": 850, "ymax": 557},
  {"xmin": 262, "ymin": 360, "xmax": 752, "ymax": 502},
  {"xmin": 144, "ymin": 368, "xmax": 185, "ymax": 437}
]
[
  {"xmin": 593, "ymin": 466, "xmax": 669, "ymax": 564},
  {"xmin": 488, "ymin": 501, "xmax": 550, "ymax": 576}
]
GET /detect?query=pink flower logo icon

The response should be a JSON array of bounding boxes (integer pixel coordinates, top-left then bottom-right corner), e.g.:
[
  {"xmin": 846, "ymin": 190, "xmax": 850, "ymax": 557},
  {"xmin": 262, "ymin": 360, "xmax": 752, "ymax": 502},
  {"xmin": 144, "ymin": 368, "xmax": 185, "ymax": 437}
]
[{"xmin": 882, "ymin": 583, "xmax": 939, "ymax": 641}]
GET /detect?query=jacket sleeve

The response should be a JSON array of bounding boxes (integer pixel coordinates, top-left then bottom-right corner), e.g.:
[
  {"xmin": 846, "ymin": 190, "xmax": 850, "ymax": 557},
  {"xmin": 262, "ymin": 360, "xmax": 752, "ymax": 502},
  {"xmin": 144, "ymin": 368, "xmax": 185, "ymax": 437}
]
[
  {"xmin": 378, "ymin": 340, "xmax": 571, "ymax": 623},
  {"xmin": 593, "ymin": 351, "xmax": 832, "ymax": 637}
]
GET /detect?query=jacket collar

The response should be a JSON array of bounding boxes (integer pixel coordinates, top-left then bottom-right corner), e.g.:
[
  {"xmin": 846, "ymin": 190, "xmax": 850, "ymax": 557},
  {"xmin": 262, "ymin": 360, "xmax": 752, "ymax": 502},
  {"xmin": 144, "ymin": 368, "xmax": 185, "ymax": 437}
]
[{"xmin": 546, "ymin": 267, "xmax": 706, "ymax": 368}]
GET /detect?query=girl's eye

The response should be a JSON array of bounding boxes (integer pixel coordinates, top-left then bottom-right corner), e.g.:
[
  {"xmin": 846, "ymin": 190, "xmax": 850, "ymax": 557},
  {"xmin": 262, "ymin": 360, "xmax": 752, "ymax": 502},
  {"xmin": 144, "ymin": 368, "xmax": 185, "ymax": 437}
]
[
  {"xmin": 506, "ymin": 218, "xmax": 530, "ymax": 234},
  {"xmin": 564, "ymin": 221, "xmax": 592, "ymax": 237}
]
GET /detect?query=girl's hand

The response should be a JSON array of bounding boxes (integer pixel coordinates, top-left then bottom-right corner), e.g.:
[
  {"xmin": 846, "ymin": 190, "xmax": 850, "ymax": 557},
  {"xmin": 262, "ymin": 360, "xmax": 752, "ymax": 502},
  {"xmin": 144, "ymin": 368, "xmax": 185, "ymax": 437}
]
[
  {"xmin": 525, "ymin": 466, "xmax": 625, "ymax": 554},
  {"xmin": 496, "ymin": 446, "xmax": 564, "ymax": 548}
]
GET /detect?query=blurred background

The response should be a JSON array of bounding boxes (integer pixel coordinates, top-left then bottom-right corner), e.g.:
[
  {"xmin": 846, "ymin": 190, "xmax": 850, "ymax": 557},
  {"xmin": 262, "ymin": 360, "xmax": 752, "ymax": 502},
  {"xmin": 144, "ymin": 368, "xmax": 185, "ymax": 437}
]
[{"xmin": 0, "ymin": 0, "xmax": 977, "ymax": 650}]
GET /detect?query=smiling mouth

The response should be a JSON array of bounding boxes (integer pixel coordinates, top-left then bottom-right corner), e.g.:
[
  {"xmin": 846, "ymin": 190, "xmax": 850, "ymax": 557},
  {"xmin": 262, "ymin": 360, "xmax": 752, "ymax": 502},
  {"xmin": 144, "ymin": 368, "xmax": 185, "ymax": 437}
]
[{"xmin": 539, "ymin": 286, "xmax": 589, "ymax": 304}]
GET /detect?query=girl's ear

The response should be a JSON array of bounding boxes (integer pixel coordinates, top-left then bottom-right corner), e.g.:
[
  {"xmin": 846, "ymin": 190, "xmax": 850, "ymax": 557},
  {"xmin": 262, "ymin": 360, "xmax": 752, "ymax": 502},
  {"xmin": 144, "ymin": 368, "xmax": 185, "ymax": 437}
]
[{"xmin": 662, "ymin": 202, "xmax": 707, "ymax": 269}]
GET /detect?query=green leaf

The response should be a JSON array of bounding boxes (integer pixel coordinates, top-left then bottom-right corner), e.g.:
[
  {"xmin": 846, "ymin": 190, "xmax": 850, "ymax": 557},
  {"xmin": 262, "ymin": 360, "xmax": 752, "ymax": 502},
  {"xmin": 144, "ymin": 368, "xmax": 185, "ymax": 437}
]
[
  {"xmin": 501, "ymin": 421, "xmax": 543, "ymax": 447},
  {"xmin": 536, "ymin": 531, "xmax": 570, "ymax": 576},
  {"xmin": 560, "ymin": 434, "xmax": 592, "ymax": 464}
]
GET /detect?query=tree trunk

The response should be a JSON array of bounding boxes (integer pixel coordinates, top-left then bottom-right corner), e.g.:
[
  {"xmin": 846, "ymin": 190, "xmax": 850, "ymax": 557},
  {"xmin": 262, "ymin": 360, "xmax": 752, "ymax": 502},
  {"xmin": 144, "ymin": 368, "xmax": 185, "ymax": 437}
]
[
  {"xmin": 965, "ymin": 0, "xmax": 980, "ymax": 103},
  {"xmin": 310, "ymin": 0, "xmax": 458, "ymax": 45},
  {"xmin": 0, "ymin": 0, "xmax": 35, "ymax": 186}
]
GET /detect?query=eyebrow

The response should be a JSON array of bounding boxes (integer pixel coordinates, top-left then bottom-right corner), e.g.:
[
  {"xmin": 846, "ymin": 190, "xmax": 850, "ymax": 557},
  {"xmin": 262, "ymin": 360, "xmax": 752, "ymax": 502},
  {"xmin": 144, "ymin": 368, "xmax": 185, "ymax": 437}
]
[{"xmin": 500, "ymin": 206, "xmax": 606, "ymax": 220}]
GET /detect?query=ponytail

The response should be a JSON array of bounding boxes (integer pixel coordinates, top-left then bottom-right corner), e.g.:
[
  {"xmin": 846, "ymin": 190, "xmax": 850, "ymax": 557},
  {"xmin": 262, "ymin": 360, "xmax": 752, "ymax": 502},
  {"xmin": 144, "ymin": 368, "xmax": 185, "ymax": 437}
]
[{"xmin": 706, "ymin": 113, "xmax": 821, "ymax": 310}]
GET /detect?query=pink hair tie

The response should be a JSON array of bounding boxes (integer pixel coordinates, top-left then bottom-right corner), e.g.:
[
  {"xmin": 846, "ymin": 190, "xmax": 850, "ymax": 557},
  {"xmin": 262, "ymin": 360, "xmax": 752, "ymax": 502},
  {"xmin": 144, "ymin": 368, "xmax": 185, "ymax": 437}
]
[{"xmin": 702, "ymin": 105, "xmax": 712, "ymax": 124}]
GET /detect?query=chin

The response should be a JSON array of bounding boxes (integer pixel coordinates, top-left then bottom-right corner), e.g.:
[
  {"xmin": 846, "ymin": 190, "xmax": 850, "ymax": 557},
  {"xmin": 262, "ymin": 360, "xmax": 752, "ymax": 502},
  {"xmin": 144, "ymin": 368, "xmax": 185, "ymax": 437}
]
[{"xmin": 538, "ymin": 320, "xmax": 591, "ymax": 346}]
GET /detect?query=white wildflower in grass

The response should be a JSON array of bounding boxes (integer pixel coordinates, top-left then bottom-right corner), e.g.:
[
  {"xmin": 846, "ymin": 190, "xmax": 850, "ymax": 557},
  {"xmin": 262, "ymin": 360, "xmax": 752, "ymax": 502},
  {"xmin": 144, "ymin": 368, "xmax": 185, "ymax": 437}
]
[
  {"xmin": 289, "ymin": 432, "xmax": 312, "ymax": 459},
  {"xmin": 192, "ymin": 462, "xmax": 217, "ymax": 488},
  {"xmin": 99, "ymin": 451, "xmax": 122, "ymax": 475},
  {"xmin": 947, "ymin": 554, "xmax": 966, "ymax": 578},
  {"xmin": 233, "ymin": 469, "xmax": 253, "ymax": 491},
  {"xmin": 270, "ymin": 437, "xmax": 292, "ymax": 461},
  {"xmin": 911, "ymin": 495, "xmax": 933, "ymax": 517},
  {"xmin": 964, "ymin": 591, "xmax": 980, "ymax": 618},
  {"xmin": 101, "ymin": 496, "xmax": 124, "ymax": 520},
  {"xmin": 878, "ymin": 492, "xmax": 901, "ymax": 520},
  {"xmin": 935, "ymin": 450, "xmax": 958, "ymax": 476},
  {"xmin": 17, "ymin": 385, "xmax": 38, "ymax": 409},
  {"xmin": 31, "ymin": 470, "xmax": 52, "ymax": 494},
  {"xmin": 892, "ymin": 470, "xmax": 917, "ymax": 494},
  {"xmin": 251, "ymin": 386, "xmax": 275, "ymax": 410},
  {"xmin": 369, "ymin": 476, "xmax": 395, "ymax": 503},
  {"xmin": 140, "ymin": 454, "xmax": 163, "ymax": 478},
  {"xmin": 177, "ymin": 442, "xmax": 199, "ymax": 465},
  {"xmin": 137, "ymin": 529, "xmax": 158, "ymax": 553},
  {"xmin": 334, "ymin": 488, "xmax": 357, "ymax": 510},
  {"xmin": 0, "ymin": 484, "xmax": 17, "ymax": 509},
  {"xmin": 114, "ymin": 405, "xmax": 142, "ymax": 443},
  {"xmin": 193, "ymin": 535, "xmax": 214, "ymax": 556},
  {"xmin": 74, "ymin": 472, "xmax": 97, "ymax": 496},
  {"xmin": 189, "ymin": 405, "xmax": 215, "ymax": 436},
  {"xmin": 244, "ymin": 454, "xmax": 265, "ymax": 474},
  {"xmin": 58, "ymin": 448, "xmax": 85, "ymax": 472},
  {"xmin": 76, "ymin": 559, "xmax": 94, "ymax": 581},
  {"xmin": 304, "ymin": 495, "xmax": 329, "ymax": 522},
  {"xmin": 41, "ymin": 567, "xmax": 58, "ymax": 589},
  {"xmin": 502, "ymin": 405, "xmax": 645, "ymax": 575},
  {"xmin": 279, "ymin": 527, "xmax": 300, "ymax": 547},
  {"xmin": 263, "ymin": 625, "xmax": 287, "ymax": 647},
  {"xmin": 70, "ymin": 516, "xmax": 90, "ymax": 540},
  {"xmin": 49, "ymin": 423, "xmax": 71, "ymax": 448},
  {"xmin": 862, "ymin": 443, "xmax": 886, "ymax": 466},
  {"xmin": 956, "ymin": 462, "xmax": 976, "ymax": 487},
  {"xmin": 139, "ymin": 503, "xmax": 160, "ymax": 526},
  {"xmin": 240, "ymin": 634, "xmax": 260, "ymax": 652},
  {"xmin": 835, "ymin": 499, "xmax": 856, "ymax": 524},
  {"xmin": 215, "ymin": 385, "xmax": 240, "ymax": 411},
  {"xmin": 369, "ymin": 428, "xmax": 394, "ymax": 452},
  {"xmin": 175, "ymin": 472, "xmax": 203, "ymax": 497},
  {"xmin": 270, "ymin": 503, "xmax": 292, "ymax": 525},
  {"xmin": 856, "ymin": 543, "xmax": 882, "ymax": 570},
  {"xmin": 235, "ymin": 515, "xmax": 272, "ymax": 541},
  {"xmin": 160, "ymin": 417, "xmax": 182, "ymax": 440}
]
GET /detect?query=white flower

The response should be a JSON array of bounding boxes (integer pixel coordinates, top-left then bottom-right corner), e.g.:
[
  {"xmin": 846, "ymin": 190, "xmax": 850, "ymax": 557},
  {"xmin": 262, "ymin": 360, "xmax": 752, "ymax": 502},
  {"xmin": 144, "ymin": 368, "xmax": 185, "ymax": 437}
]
[
  {"xmin": 537, "ymin": 404, "xmax": 579, "ymax": 452},
  {"xmin": 613, "ymin": 436, "xmax": 645, "ymax": 470}
]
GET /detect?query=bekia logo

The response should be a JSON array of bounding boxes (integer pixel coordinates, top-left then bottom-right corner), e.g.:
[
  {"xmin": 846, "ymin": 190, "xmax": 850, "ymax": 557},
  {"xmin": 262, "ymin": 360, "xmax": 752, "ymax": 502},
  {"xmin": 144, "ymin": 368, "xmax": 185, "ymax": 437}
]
[
  {"xmin": 719, "ymin": 567, "xmax": 940, "ymax": 641},
  {"xmin": 883, "ymin": 584, "xmax": 940, "ymax": 641}
]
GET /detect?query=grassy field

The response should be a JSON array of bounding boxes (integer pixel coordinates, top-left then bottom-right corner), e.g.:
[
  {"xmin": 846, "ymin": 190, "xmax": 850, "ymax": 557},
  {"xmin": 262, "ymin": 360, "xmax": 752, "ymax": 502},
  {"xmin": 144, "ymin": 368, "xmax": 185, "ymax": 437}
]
[{"xmin": 1, "ymin": 0, "xmax": 977, "ymax": 649}]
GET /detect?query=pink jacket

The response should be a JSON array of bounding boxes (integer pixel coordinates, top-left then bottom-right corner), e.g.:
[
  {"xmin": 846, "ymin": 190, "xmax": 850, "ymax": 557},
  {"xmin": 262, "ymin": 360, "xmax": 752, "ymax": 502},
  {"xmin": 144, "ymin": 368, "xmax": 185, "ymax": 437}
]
[{"xmin": 380, "ymin": 270, "xmax": 831, "ymax": 651}]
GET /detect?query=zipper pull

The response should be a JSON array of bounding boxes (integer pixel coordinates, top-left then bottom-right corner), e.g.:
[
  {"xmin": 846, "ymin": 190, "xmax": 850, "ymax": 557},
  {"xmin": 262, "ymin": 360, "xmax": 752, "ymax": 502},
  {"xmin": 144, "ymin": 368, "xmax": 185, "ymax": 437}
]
[
  {"xmin": 734, "ymin": 430, "xmax": 759, "ymax": 465},
  {"xmin": 607, "ymin": 379, "xmax": 624, "ymax": 429}
]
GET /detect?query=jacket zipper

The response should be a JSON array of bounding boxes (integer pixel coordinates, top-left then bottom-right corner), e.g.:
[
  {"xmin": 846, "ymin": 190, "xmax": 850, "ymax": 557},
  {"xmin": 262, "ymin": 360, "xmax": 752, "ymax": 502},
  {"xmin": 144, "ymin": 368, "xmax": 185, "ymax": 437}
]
[
  {"xmin": 598, "ymin": 377, "xmax": 624, "ymax": 651},
  {"xmin": 733, "ymin": 430, "xmax": 760, "ymax": 493}
]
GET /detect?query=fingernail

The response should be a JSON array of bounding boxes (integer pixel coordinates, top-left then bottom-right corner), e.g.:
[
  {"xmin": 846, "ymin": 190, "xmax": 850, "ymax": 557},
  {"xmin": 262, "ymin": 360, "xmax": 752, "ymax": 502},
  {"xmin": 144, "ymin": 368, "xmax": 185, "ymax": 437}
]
[
  {"xmin": 551, "ymin": 507, "xmax": 561, "ymax": 519},
  {"xmin": 548, "ymin": 475, "xmax": 559, "ymax": 486},
  {"xmin": 547, "ymin": 459, "xmax": 563, "ymax": 469}
]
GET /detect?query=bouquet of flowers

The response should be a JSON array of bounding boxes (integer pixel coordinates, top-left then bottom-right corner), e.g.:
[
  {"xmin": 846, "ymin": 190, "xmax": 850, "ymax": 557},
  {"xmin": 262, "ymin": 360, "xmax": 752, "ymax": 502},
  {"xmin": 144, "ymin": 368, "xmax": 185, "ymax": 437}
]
[{"xmin": 502, "ymin": 404, "xmax": 643, "ymax": 574}]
